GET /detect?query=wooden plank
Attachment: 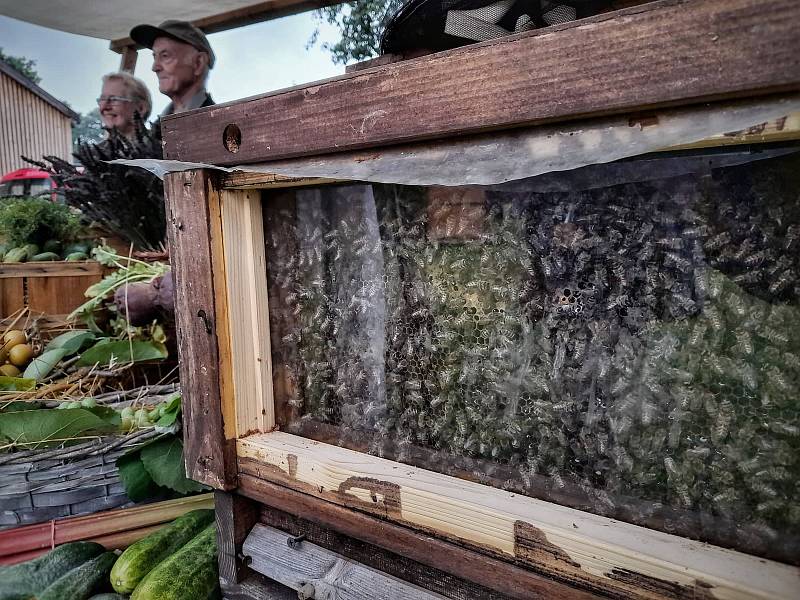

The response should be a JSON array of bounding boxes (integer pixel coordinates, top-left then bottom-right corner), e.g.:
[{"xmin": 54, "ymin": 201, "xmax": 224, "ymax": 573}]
[
  {"xmin": 239, "ymin": 475, "xmax": 599, "ymax": 600},
  {"xmin": 216, "ymin": 491, "xmax": 261, "ymax": 588},
  {"xmin": 162, "ymin": 0, "xmax": 800, "ymax": 166},
  {"xmin": 238, "ymin": 433, "xmax": 800, "ymax": 600},
  {"xmin": 0, "ymin": 262, "xmax": 104, "ymax": 279},
  {"xmin": 0, "ymin": 278, "xmax": 25, "ymax": 320},
  {"xmin": 26, "ymin": 275, "xmax": 97, "ymax": 315},
  {"xmin": 164, "ymin": 170, "xmax": 237, "ymax": 490},
  {"xmin": 0, "ymin": 494, "xmax": 213, "ymax": 564},
  {"xmin": 244, "ymin": 523, "xmax": 449, "ymax": 600},
  {"xmin": 219, "ymin": 190, "xmax": 274, "ymax": 436},
  {"xmin": 109, "ymin": 0, "xmax": 343, "ymax": 52},
  {"xmin": 221, "ymin": 172, "xmax": 337, "ymax": 190}
]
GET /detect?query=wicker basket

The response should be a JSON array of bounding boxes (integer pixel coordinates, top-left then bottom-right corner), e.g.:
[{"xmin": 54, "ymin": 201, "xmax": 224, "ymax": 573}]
[{"xmin": 0, "ymin": 427, "xmax": 164, "ymax": 529}]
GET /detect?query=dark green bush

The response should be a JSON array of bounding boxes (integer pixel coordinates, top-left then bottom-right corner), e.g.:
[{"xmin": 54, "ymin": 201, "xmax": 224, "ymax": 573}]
[{"xmin": 0, "ymin": 197, "xmax": 82, "ymax": 247}]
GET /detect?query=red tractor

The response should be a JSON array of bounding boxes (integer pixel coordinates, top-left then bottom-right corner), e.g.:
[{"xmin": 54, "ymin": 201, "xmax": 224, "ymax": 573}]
[{"xmin": 0, "ymin": 167, "xmax": 61, "ymax": 202}]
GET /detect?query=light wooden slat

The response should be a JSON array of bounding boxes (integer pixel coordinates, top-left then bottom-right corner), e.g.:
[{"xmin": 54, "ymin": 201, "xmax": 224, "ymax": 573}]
[
  {"xmin": 238, "ymin": 432, "xmax": 800, "ymax": 600},
  {"xmin": 244, "ymin": 523, "xmax": 448, "ymax": 600},
  {"xmin": 219, "ymin": 190, "xmax": 274, "ymax": 436},
  {"xmin": 0, "ymin": 262, "xmax": 104, "ymax": 279}
]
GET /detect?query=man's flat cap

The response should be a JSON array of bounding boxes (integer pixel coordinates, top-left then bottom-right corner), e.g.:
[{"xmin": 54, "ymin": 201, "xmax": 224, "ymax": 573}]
[{"xmin": 130, "ymin": 20, "xmax": 215, "ymax": 68}]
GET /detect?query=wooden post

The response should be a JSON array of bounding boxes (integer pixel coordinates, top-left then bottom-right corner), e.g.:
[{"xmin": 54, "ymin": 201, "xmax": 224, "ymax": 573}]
[
  {"xmin": 119, "ymin": 45, "xmax": 138, "ymax": 73},
  {"xmin": 163, "ymin": 170, "xmax": 237, "ymax": 490},
  {"xmin": 216, "ymin": 491, "xmax": 260, "ymax": 587}
]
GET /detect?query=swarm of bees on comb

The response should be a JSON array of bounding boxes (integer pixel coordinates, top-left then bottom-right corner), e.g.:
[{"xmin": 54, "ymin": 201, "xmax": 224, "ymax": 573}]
[{"xmin": 267, "ymin": 154, "xmax": 799, "ymax": 560}]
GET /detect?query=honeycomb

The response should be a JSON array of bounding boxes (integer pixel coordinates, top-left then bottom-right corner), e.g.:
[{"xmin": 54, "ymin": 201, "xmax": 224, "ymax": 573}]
[{"xmin": 265, "ymin": 153, "xmax": 800, "ymax": 560}]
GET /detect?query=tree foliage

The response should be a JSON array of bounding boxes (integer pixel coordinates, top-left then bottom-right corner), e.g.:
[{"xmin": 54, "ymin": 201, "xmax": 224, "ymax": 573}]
[
  {"xmin": 72, "ymin": 108, "xmax": 105, "ymax": 149},
  {"xmin": 0, "ymin": 47, "xmax": 41, "ymax": 84},
  {"xmin": 310, "ymin": 0, "xmax": 392, "ymax": 64}
]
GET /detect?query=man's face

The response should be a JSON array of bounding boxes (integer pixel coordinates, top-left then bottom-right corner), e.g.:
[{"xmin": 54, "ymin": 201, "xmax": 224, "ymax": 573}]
[
  {"xmin": 98, "ymin": 78, "xmax": 138, "ymax": 136},
  {"xmin": 152, "ymin": 37, "xmax": 205, "ymax": 97}
]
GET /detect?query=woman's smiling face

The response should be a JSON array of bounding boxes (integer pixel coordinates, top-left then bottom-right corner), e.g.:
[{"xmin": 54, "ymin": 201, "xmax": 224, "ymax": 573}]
[{"xmin": 98, "ymin": 79, "xmax": 138, "ymax": 137}]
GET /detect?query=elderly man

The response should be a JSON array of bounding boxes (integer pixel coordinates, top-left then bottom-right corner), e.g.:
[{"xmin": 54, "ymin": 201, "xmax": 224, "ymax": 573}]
[{"xmin": 130, "ymin": 20, "xmax": 215, "ymax": 116}]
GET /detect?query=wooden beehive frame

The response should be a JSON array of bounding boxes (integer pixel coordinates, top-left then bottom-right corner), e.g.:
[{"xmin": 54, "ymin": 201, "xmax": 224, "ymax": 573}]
[{"xmin": 162, "ymin": 0, "xmax": 800, "ymax": 596}]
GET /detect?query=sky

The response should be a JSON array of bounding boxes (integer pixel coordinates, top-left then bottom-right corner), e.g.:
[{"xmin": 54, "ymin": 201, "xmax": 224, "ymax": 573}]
[{"xmin": 0, "ymin": 12, "xmax": 345, "ymax": 117}]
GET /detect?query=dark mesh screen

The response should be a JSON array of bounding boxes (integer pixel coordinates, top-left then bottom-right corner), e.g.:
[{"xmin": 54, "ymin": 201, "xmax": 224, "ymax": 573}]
[{"xmin": 264, "ymin": 149, "xmax": 800, "ymax": 564}]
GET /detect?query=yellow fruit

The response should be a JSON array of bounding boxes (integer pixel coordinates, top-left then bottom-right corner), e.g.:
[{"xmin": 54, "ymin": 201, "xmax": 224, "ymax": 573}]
[
  {"xmin": 2, "ymin": 330, "xmax": 26, "ymax": 347},
  {"xmin": 0, "ymin": 364, "xmax": 20, "ymax": 377},
  {"xmin": 8, "ymin": 344, "xmax": 34, "ymax": 367}
]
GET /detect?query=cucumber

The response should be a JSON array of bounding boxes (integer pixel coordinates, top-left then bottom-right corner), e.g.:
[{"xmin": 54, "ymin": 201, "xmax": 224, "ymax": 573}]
[
  {"xmin": 38, "ymin": 551, "xmax": 116, "ymax": 600},
  {"xmin": 0, "ymin": 541, "xmax": 104, "ymax": 600},
  {"xmin": 65, "ymin": 252, "xmax": 89, "ymax": 261},
  {"xmin": 22, "ymin": 244, "xmax": 39, "ymax": 257},
  {"xmin": 131, "ymin": 524, "xmax": 219, "ymax": 600},
  {"xmin": 110, "ymin": 509, "xmax": 215, "ymax": 594},
  {"xmin": 42, "ymin": 239, "xmax": 62, "ymax": 254},
  {"xmin": 3, "ymin": 248, "xmax": 28, "ymax": 263},
  {"xmin": 63, "ymin": 242, "xmax": 90, "ymax": 256},
  {"xmin": 31, "ymin": 252, "xmax": 60, "ymax": 262},
  {"xmin": 89, "ymin": 595, "xmax": 127, "ymax": 600}
]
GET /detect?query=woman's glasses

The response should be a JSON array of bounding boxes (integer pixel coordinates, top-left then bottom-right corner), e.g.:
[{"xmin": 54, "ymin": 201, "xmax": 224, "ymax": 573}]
[{"xmin": 97, "ymin": 95, "xmax": 134, "ymax": 105}]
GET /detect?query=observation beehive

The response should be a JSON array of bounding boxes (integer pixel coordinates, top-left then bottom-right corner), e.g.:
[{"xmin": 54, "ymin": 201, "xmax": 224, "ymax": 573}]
[{"xmin": 160, "ymin": 1, "xmax": 800, "ymax": 597}]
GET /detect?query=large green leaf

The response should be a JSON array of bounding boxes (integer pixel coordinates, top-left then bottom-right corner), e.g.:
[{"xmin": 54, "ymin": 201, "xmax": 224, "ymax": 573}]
[
  {"xmin": 0, "ymin": 376, "xmax": 35, "ymax": 391},
  {"xmin": 75, "ymin": 340, "xmax": 167, "ymax": 367},
  {"xmin": 23, "ymin": 348, "xmax": 69, "ymax": 381},
  {"xmin": 44, "ymin": 330, "xmax": 96, "ymax": 355},
  {"xmin": 140, "ymin": 436, "xmax": 205, "ymax": 494},
  {"xmin": 0, "ymin": 408, "xmax": 117, "ymax": 447},
  {"xmin": 0, "ymin": 400, "xmax": 44, "ymax": 413},
  {"xmin": 155, "ymin": 394, "xmax": 182, "ymax": 427},
  {"xmin": 117, "ymin": 452, "xmax": 161, "ymax": 501}
]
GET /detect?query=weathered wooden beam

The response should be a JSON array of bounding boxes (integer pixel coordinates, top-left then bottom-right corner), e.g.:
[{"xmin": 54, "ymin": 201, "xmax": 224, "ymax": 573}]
[
  {"xmin": 162, "ymin": 0, "xmax": 800, "ymax": 166},
  {"xmin": 109, "ymin": 0, "xmax": 343, "ymax": 52},
  {"xmin": 164, "ymin": 170, "xmax": 237, "ymax": 489},
  {"xmin": 244, "ymin": 524, "xmax": 449, "ymax": 599},
  {"xmin": 216, "ymin": 491, "xmax": 261, "ymax": 590},
  {"xmin": 237, "ymin": 475, "xmax": 599, "ymax": 600},
  {"xmin": 238, "ymin": 432, "xmax": 800, "ymax": 600},
  {"xmin": 119, "ymin": 45, "xmax": 137, "ymax": 73}
]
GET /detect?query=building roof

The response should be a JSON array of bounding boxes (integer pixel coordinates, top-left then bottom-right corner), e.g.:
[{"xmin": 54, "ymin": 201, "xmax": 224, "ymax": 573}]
[{"xmin": 0, "ymin": 60, "xmax": 79, "ymax": 120}]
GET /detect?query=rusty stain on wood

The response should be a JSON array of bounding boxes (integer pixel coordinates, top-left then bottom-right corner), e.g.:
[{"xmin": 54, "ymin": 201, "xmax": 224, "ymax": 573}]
[
  {"xmin": 607, "ymin": 568, "xmax": 717, "ymax": 600},
  {"xmin": 514, "ymin": 521, "xmax": 580, "ymax": 569}
]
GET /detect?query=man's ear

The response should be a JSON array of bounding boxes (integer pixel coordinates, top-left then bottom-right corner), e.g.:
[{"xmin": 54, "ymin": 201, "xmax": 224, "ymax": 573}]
[{"xmin": 193, "ymin": 52, "xmax": 209, "ymax": 77}]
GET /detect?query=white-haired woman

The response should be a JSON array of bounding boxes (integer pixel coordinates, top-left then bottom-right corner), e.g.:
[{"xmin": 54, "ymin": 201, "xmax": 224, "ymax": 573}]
[{"xmin": 97, "ymin": 72, "xmax": 152, "ymax": 139}]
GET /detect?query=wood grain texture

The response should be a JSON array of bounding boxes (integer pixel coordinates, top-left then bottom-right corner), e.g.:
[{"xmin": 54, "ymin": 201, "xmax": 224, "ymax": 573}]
[
  {"xmin": 244, "ymin": 523, "xmax": 448, "ymax": 599},
  {"xmin": 221, "ymin": 172, "xmax": 337, "ymax": 190},
  {"xmin": 222, "ymin": 571, "xmax": 296, "ymax": 600},
  {"xmin": 238, "ymin": 475, "xmax": 599, "ymax": 600},
  {"xmin": 261, "ymin": 506, "xmax": 516, "ymax": 600},
  {"xmin": 162, "ymin": 0, "xmax": 800, "ymax": 166},
  {"xmin": 216, "ymin": 491, "xmax": 261, "ymax": 587},
  {"xmin": 164, "ymin": 170, "xmax": 236, "ymax": 490},
  {"xmin": 238, "ymin": 433, "xmax": 800, "ymax": 600},
  {"xmin": 26, "ymin": 275, "xmax": 97, "ymax": 315},
  {"xmin": 0, "ymin": 278, "xmax": 25, "ymax": 319},
  {"xmin": 219, "ymin": 190, "xmax": 274, "ymax": 436},
  {"xmin": 0, "ymin": 262, "xmax": 104, "ymax": 279}
]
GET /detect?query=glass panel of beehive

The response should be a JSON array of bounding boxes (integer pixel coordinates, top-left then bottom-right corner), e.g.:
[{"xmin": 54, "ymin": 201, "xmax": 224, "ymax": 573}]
[{"xmin": 263, "ymin": 149, "xmax": 800, "ymax": 563}]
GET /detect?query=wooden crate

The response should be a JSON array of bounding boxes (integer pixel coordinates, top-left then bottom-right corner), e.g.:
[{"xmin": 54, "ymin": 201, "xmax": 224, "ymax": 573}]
[
  {"xmin": 160, "ymin": 1, "xmax": 800, "ymax": 599},
  {"xmin": 0, "ymin": 261, "xmax": 103, "ymax": 318}
]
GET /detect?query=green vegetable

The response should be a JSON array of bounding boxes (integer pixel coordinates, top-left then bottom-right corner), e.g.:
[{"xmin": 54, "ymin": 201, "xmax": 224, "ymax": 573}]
[
  {"xmin": 0, "ymin": 197, "xmax": 82, "ymax": 248},
  {"xmin": 131, "ymin": 524, "xmax": 219, "ymax": 600},
  {"xmin": 89, "ymin": 595, "xmax": 127, "ymax": 600},
  {"xmin": 38, "ymin": 551, "xmax": 116, "ymax": 600},
  {"xmin": 0, "ymin": 541, "xmax": 104, "ymax": 600},
  {"xmin": 22, "ymin": 243, "xmax": 39, "ymax": 257},
  {"xmin": 31, "ymin": 252, "xmax": 60, "ymax": 261},
  {"xmin": 0, "ymin": 243, "xmax": 7, "ymax": 260},
  {"xmin": 65, "ymin": 251, "xmax": 90, "ymax": 261},
  {"xmin": 3, "ymin": 247, "xmax": 28, "ymax": 263},
  {"xmin": 42, "ymin": 239, "xmax": 62, "ymax": 253},
  {"xmin": 63, "ymin": 242, "xmax": 91, "ymax": 255},
  {"xmin": 111, "ymin": 509, "xmax": 215, "ymax": 594}
]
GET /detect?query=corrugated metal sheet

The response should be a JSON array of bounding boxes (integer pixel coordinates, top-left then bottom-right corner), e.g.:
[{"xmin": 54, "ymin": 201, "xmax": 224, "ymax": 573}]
[{"xmin": 0, "ymin": 69, "xmax": 73, "ymax": 175}]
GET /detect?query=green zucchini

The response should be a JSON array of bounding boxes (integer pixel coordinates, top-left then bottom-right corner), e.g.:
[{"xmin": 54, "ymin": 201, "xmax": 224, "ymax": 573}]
[
  {"xmin": 63, "ymin": 242, "xmax": 90, "ymax": 256},
  {"xmin": 31, "ymin": 252, "xmax": 60, "ymax": 262},
  {"xmin": 42, "ymin": 239, "xmax": 62, "ymax": 254},
  {"xmin": 0, "ymin": 541, "xmax": 104, "ymax": 600},
  {"xmin": 88, "ymin": 595, "xmax": 127, "ymax": 600},
  {"xmin": 64, "ymin": 252, "xmax": 89, "ymax": 261},
  {"xmin": 110, "ymin": 509, "xmax": 215, "ymax": 594},
  {"xmin": 38, "ymin": 551, "xmax": 116, "ymax": 600},
  {"xmin": 3, "ymin": 248, "xmax": 28, "ymax": 263},
  {"xmin": 22, "ymin": 244, "xmax": 39, "ymax": 257},
  {"xmin": 131, "ymin": 523, "xmax": 219, "ymax": 600}
]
